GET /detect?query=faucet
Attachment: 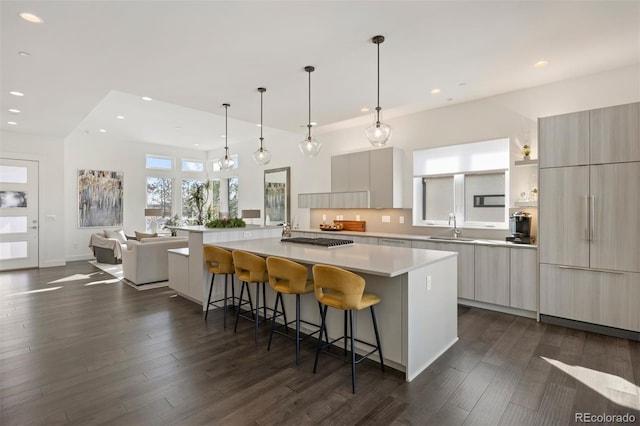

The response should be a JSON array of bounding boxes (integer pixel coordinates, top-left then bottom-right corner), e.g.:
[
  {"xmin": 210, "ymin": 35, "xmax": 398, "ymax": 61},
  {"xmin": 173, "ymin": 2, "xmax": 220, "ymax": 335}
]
[{"xmin": 448, "ymin": 213, "xmax": 462, "ymax": 238}]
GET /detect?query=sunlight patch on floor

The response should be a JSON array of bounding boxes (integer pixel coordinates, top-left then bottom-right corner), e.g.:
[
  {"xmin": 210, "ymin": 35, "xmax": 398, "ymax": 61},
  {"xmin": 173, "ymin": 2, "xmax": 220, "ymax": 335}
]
[
  {"xmin": 6, "ymin": 286, "xmax": 63, "ymax": 296},
  {"xmin": 48, "ymin": 273, "xmax": 101, "ymax": 284},
  {"xmin": 542, "ymin": 356, "xmax": 640, "ymax": 411},
  {"xmin": 85, "ymin": 278, "xmax": 120, "ymax": 286}
]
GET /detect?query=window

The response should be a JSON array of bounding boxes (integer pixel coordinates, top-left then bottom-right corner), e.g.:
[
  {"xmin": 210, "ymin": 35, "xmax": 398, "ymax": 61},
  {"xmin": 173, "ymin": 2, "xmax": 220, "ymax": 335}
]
[
  {"xmin": 181, "ymin": 159, "xmax": 204, "ymax": 172},
  {"xmin": 146, "ymin": 155, "xmax": 173, "ymax": 170},
  {"xmin": 413, "ymin": 138, "xmax": 509, "ymax": 229},
  {"xmin": 146, "ymin": 177, "xmax": 173, "ymax": 231},
  {"xmin": 227, "ymin": 177, "xmax": 238, "ymax": 218},
  {"xmin": 181, "ymin": 179, "xmax": 205, "ymax": 221}
]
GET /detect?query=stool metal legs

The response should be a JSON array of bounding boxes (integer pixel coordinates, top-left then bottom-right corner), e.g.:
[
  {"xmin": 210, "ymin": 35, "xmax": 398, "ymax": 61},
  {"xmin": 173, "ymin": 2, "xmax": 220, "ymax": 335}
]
[
  {"xmin": 205, "ymin": 272, "xmax": 236, "ymax": 328},
  {"xmin": 233, "ymin": 281, "xmax": 266, "ymax": 343}
]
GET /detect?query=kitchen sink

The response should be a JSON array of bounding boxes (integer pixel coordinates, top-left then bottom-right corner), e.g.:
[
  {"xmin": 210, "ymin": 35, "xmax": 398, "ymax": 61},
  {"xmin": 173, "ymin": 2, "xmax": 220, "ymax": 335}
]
[{"xmin": 427, "ymin": 236, "xmax": 476, "ymax": 242}]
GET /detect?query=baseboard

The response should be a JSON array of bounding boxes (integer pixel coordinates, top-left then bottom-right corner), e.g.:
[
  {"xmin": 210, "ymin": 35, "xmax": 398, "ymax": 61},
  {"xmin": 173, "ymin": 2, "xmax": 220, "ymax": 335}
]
[
  {"xmin": 66, "ymin": 254, "xmax": 94, "ymax": 262},
  {"xmin": 41, "ymin": 259, "xmax": 66, "ymax": 268},
  {"xmin": 540, "ymin": 314, "xmax": 640, "ymax": 341},
  {"xmin": 458, "ymin": 298, "xmax": 537, "ymax": 319}
]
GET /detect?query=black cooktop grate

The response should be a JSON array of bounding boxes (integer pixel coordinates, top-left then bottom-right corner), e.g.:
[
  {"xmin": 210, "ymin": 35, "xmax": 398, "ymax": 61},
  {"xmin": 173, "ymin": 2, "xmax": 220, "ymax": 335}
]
[{"xmin": 281, "ymin": 237, "xmax": 354, "ymax": 247}]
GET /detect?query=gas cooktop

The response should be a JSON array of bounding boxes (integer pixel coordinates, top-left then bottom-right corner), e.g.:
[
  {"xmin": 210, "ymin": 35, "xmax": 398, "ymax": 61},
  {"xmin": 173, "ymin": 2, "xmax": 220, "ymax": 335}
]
[{"xmin": 281, "ymin": 237, "xmax": 354, "ymax": 248}]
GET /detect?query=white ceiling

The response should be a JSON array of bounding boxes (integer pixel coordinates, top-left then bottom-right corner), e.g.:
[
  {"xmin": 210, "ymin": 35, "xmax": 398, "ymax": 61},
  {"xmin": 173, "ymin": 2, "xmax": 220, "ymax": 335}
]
[{"xmin": 2, "ymin": 1, "xmax": 639, "ymax": 151}]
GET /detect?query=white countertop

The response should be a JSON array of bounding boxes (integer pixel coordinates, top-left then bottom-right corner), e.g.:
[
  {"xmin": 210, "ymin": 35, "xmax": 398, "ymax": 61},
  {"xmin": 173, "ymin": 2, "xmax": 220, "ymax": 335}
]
[
  {"xmin": 294, "ymin": 228, "xmax": 537, "ymax": 249},
  {"xmin": 212, "ymin": 237, "xmax": 457, "ymax": 278},
  {"xmin": 170, "ymin": 225, "xmax": 280, "ymax": 234}
]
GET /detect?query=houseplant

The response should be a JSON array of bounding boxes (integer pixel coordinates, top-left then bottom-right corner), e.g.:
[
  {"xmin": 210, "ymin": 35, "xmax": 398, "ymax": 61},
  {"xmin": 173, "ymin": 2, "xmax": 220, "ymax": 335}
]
[{"xmin": 163, "ymin": 214, "xmax": 182, "ymax": 236}]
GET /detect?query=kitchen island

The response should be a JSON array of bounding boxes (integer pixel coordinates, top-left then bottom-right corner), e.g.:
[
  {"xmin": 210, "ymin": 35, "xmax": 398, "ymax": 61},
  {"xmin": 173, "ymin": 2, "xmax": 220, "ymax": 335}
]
[{"xmin": 214, "ymin": 237, "xmax": 458, "ymax": 382}]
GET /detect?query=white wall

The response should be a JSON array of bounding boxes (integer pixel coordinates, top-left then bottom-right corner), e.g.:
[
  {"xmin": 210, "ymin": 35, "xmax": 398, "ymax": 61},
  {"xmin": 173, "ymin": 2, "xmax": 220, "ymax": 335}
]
[
  {"xmin": 0, "ymin": 131, "xmax": 66, "ymax": 267},
  {"xmin": 64, "ymin": 134, "xmax": 208, "ymax": 261}
]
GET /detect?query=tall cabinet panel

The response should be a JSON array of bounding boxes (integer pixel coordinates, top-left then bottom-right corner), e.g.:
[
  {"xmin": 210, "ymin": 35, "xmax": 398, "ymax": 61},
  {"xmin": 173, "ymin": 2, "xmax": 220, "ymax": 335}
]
[
  {"xmin": 590, "ymin": 103, "xmax": 640, "ymax": 164},
  {"xmin": 539, "ymin": 102, "xmax": 640, "ymax": 334},
  {"xmin": 538, "ymin": 110, "xmax": 589, "ymax": 168},
  {"xmin": 539, "ymin": 166, "xmax": 590, "ymax": 267},
  {"xmin": 589, "ymin": 162, "xmax": 640, "ymax": 272}
]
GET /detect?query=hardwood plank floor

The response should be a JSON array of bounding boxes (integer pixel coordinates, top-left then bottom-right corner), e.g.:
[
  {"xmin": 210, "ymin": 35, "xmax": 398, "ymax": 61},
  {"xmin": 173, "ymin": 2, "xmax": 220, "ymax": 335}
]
[{"xmin": 1, "ymin": 262, "xmax": 639, "ymax": 425}]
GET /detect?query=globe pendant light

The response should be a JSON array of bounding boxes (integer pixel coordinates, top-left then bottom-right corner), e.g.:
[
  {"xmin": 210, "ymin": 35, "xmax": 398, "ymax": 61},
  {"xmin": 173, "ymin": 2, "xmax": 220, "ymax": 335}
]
[
  {"xmin": 365, "ymin": 35, "xmax": 392, "ymax": 147},
  {"xmin": 299, "ymin": 66, "xmax": 321, "ymax": 157},
  {"xmin": 218, "ymin": 103, "xmax": 235, "ymax": 170},
  {"xmin": 253, "ymin": 87, "xmax": 271, "ymax": 165}
]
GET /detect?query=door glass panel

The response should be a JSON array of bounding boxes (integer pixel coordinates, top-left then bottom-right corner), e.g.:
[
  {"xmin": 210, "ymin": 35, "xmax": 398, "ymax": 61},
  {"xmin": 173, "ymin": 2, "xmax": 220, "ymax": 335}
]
[
  {"xmin": 0, "ymin": 191, "xmax": 27, "ymax": 207},
  {"xmin": 0, "ymin": 166, "xmax": 28, "ymax": 183},
  {"xmin": 0, "ymin": 241, "xmax": 28, "ymax": 260},
  {"xmin": 0, "ymin": 216, "xmax": 27, "ymax": 233}
]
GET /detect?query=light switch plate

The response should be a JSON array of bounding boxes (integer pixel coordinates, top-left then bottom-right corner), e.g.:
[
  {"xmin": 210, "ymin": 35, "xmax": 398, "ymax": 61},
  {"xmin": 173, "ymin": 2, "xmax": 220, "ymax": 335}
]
[
  {"xmin": 399, "ymin": 216, "xmax": 404, "ymax": 224},
  {"xmin": 382, "ymin": 215, "xmax": 391, "ymax": 223}
]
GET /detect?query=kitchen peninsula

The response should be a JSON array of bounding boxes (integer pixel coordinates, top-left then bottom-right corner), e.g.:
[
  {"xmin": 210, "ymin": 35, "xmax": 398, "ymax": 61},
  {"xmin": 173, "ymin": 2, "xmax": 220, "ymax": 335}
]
[{"xmin": 213, "ymin": 237, "xmax": 458, "ymax": 382}]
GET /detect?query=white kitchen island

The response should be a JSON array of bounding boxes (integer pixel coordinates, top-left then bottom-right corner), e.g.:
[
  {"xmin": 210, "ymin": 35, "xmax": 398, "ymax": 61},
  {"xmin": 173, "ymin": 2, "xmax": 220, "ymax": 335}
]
[{"xmin": 214, "ymin": 237, "xmax": 458, "ymax": 382}]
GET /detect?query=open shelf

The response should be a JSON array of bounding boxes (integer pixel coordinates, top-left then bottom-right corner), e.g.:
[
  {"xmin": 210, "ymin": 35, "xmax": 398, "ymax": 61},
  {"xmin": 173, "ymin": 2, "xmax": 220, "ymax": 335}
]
[
  {"xmin": 514, "ymin": 159, "xmax": 538, "ymax": 167},
  {"xmin": 514, "ymin": 201, "xmax": 537, "ymax": 207}
]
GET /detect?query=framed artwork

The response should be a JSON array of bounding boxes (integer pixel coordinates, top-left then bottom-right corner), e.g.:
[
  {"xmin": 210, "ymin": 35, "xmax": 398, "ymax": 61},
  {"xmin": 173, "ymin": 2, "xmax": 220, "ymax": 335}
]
[
  {"xmin": 264, "ymin": 167, "xmax": 290, "ymax": 225},
  {"xmin": 78, "ymin": 169, "xmax": 124, "ymax": 228}
]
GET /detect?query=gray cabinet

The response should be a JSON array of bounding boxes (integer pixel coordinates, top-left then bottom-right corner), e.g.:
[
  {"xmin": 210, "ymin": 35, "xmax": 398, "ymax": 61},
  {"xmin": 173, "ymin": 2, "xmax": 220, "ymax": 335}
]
[
  {"xmin": 329, "ymin": 191, "xmax": 369, "ymax": 208},
  {"xmin": 298, "ymin": 192, "xmax": 330, "ymax": 208},
  {"xmin": 412, "ymin": 240, "xmax": 475, "ymax": 300},
  {"xmin": 475, "ymin": 245, "xmax": 509, "ymax": 306},
  {"xmin": 331, "ymin": 151, "xmax": 370, "ymax": 192},
  {"xmin": 539, "ymin": 102, "xmax": 640, "ymax": 333},
  {"xmin": 510, "ymin": 248, "xmax": 537, "ymax": 311},
  {"xmin": 377, "ymin": 237, "xmax": 412, "ymax": 248},
  {"xmin": 330, "ymin": 147, "xmax": 404, "ymax": 208}
]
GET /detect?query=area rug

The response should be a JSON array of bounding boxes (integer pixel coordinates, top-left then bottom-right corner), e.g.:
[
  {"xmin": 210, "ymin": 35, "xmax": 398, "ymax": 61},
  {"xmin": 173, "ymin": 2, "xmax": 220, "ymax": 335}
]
[{"xmin": 88, "ymin": 261, "xmax": 169, "ymax": 291}]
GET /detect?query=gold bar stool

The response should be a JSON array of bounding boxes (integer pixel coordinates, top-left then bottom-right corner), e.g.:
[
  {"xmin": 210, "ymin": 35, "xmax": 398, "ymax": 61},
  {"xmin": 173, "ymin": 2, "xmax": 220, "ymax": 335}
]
[
  {"xmin": 203, "ymin": 245, "xmax": 237, "ymax": 328},
  {"xmin": 266, "ymin": 256, "xmax": 324, "ymax": 365},
  {"xmin": 312, "ymin": 264, "xmax": 385, "ymax": 394},
  {"xmin": 232, "ymin": 250, "xmax": 269, "ymax": 343}
]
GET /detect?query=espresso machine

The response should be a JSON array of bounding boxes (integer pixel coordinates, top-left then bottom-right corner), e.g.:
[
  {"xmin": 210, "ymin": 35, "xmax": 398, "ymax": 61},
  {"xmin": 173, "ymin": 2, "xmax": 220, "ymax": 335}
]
[{"xmin": 506, "ymin": 211, "xmax": 532, "ymax": 244}]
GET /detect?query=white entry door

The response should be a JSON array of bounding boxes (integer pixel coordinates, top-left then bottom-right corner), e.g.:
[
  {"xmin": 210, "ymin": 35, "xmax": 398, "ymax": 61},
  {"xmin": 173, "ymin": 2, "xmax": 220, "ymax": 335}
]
[{"xmin": 0, "ymin": 158, "xmax": 39, "ymax": 270}]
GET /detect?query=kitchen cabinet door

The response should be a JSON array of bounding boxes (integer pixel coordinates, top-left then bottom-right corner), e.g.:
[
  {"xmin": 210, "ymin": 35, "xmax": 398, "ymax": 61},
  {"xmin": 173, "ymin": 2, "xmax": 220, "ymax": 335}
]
[
  {"xmin": 590, "ymin": 103, "xmax": 640, "ymax": 164},
  {"xmin": 510, "ymin": 248, "xmax": 537, "ymax": 311},
  {"xmin": 370, "ymin": 147, "xmax": 403, "ymax": 208},
  {"xmin": 540, "ymin": 264, "xmax": 640, "ymax": 332},
  {"xmin": 378, "ymin": 238, "xmax": 412, "ymax": 248},
  {"xmin": 329, "ymin": 191, "xmax": 369, "ymax": 208},
  {"xmin": 331, "ymin": 151, "xmax": 370, "ymax": 192},
  {"xmin": 590, "ymin": 162, "xmax": 640, "ymax": 272},
  {"xmin": 475, "ymin": 245, "xmax": 510, "ymax": 306},
  {"xmin": 413, "ymin": 240, "xmax": 475, "ymax": 300},
  {"xmin": 331, "ymin": 155, "xmax": 350, "ymax": 192},
  {"xmin": 539, "ymin": 166, "xmax": 590, "ymax": 267},
  {"xmin": 539, "ymin": 111, "xmax": 590, "ymax": 168}
]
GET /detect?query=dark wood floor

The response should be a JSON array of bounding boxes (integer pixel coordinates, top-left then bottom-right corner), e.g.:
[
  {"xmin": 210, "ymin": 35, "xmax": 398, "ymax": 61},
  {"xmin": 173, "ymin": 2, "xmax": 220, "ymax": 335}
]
[{"xmin": 1, "ymin": 261, "xmax": 638, "ymax": 425}]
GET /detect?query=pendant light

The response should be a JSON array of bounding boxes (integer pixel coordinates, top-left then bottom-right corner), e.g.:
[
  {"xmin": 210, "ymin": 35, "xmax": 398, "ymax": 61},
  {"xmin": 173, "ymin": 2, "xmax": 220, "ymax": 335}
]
[
  {"xmin": 299, "ymin": 66, "xmax": 321, "ymax": 157},
  {"xmin": 365, "ymin": 35, "xmax": 392, "ymax": 147},
  {"xmin": 253, "ymin": 87, "xmax": 271, "ymax": 165},
  {"xmin": 218, "ymin": 103, "xmax": 235, "ymax": 170}
]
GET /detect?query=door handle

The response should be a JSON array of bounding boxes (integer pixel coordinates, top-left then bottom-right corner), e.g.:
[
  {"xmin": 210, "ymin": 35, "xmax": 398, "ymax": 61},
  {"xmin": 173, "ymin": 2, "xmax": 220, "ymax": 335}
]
[
  {"xmin": 558, "ymin": 265, "xmax": 623, "ymax": 275},
  {"xmin": 31, "ymin": 226, "xmax": 38, "ymax": 229},
  {"xmin": 584, "ymin": 195, "xmax": 590, "ymax": 241}
]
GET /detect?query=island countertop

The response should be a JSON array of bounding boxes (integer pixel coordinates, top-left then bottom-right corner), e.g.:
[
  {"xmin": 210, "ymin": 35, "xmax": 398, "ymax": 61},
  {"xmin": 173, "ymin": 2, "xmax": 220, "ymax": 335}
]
[
  {"xmin": 212, "ymin": 237, "xmax": 457, "ymax": 278},
  {"xmin": 169, "ymin": 224, "xmax": 281, "ymax": 234}
]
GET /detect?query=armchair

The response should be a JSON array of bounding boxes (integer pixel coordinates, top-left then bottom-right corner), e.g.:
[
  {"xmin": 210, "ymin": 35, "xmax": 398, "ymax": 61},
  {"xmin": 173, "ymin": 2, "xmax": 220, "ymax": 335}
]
[{"xmin": 88, "ymin": 229, "xmax": 128, "ymax": 264}]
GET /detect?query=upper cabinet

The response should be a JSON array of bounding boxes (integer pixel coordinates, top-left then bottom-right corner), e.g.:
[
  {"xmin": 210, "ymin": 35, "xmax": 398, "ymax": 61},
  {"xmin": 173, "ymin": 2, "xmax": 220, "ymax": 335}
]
[
  {"xmin": 539, "ymin": 102, "xmax": 639, "ymax": 168},
  {"xmin": 590, "ymin": 103, "xmax": 639, "ymax": 164},
  {"xmin": 332, "ymin": 147, "xmax": 404, "ymax": 208}
]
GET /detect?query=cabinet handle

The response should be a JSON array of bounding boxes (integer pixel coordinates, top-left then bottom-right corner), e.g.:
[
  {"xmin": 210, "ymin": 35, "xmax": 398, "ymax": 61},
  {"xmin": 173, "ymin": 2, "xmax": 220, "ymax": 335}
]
[
  {"xmin": 590, "ymin": 195, "xmax": 596, "ymax": 242},
  {"xmin": 584, "ymin": 195, "xmax": 590, "ymax": 241},
  {"xmin": 558, "ymin": 265, "xmax": 623, "ymax": 275}
]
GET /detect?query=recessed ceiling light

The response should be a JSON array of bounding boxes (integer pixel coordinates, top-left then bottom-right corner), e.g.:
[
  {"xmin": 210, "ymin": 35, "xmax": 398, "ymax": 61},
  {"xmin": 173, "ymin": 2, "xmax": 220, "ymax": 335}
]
[
  {"xmin": 9, "ymin": 91, "xmax": 24, "ymax": 97},
  {"xmin": 534, "ymin": 60, "xmax": 549, "ymax": 68},
  {"xmin": 194, "ymin": 143, "xmax": 199, "ymax": 146},
  {"xmin": 175, "ymin": 126, "xmax": 182, "ymax": 130},
  {"xmin": 310, "ymin": 122, "xmax": 317, "ymax": 126},
  {"xmin": 220, "ymin": 134, "xmax": 226, "ymax": 138},
  {"xmin": 18, "ymin": 51, "xmax": 31, "ymax": 57},
  {"xmin": 361, "ymin": 107, "xmax": 370, "ymax": 112},
  {"xmin": 430, "ymin": 88, "xmax": 441, "ymax": 95},
  {"xmin": 99, "ymin": 129, "xmax": 107, "ymax": 133},
  {"xmin": 141, "ymin": 96, "xmax": 152, "ymax": 101},
  {"xmin": 18, "ymin": 12, "xmax": 43, "ymax": 23},
  {"xmin": 8, "ymin": 109, "xmax": 21, "ymax": 114},
  {"xmin": 8, "ymin": 121, "xmax": 17, "ymax": 125},
  {"xmin": 256, "ymin": 123, "xmax": 262, "ymax": 127},
  {"xmin": 116, "ymin": 115, "xmax": 125, "ymax": 120}
]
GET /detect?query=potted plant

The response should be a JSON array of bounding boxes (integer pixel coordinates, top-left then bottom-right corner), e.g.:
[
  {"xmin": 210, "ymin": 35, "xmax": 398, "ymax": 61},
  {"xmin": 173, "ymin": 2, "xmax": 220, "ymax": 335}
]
[{"xmin": 163, "ymin": 214, "xmax": 182, "ymax": 236}]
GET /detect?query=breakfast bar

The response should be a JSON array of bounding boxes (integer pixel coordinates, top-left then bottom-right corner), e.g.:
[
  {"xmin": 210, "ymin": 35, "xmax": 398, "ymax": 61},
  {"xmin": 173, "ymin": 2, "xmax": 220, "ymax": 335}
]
[{"xmin": 214, "ymin": 237, "xmax": 458, "ymax": 382}]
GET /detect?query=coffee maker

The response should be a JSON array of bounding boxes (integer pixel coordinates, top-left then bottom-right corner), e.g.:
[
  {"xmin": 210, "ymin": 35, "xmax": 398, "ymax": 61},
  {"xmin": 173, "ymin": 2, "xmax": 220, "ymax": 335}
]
[{"xmin": 506, "ymin": 211, "xmax": 532, "ymax": 244}]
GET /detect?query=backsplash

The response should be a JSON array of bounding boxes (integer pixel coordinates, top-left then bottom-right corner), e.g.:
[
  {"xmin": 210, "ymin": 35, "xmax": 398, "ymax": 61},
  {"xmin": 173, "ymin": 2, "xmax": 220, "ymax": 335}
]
[{"xmin": 306, "ymin": 208, "xmax": 537, "ymax": 241}]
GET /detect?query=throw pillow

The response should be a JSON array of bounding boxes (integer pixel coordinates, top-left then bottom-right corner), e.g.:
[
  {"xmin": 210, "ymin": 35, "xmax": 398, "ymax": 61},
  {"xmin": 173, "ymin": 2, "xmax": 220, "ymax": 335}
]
[
  {"xmin": 135, "ymin": 231, "xmax": 158, "ymax": 241},
  {"xmin": 104, "ymin": 229, "xmax": 127, "ymax": 244}
]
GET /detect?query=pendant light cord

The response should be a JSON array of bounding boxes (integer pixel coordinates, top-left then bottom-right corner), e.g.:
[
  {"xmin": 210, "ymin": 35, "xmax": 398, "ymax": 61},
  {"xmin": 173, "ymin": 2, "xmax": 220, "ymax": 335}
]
[
  {"xmin": 259, "ymin": 90, "xmax": 264, "ymax": 149},
  {"xmin": 376, "ymin": 40, "xmax": 381, "ymax": 124},
  {"xmin": 307, "ymin": 68, "xmax": 312, "ymax": 140},
  {"xmin": 224, "ymin": 103, "xmax": 229, "ymax": 158}
]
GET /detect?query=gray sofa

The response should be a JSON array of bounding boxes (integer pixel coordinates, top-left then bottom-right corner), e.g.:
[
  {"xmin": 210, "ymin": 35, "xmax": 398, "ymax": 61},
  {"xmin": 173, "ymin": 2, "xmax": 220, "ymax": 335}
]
[{"xmin": 122, "ymin": 237, "xmax": 188, "ymax": 285}]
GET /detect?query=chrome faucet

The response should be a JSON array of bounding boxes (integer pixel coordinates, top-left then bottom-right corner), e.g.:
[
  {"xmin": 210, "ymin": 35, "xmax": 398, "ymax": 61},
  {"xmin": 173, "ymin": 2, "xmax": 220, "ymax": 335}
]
[{"xmin": 448, "ymin": 213, "xmax": 462, "ymax": 238}]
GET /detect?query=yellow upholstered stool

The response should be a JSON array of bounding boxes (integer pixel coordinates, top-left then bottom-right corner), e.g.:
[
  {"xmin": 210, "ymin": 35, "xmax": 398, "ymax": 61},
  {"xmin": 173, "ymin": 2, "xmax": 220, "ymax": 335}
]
[
  {"xmin": 232, "ymin": 250, "xmax": 269, "ymax": 342},
  {"xmin": 312, "ymin": 264, "xmax": 385, "ymax": 394},
  {"xmin": 266, "ymin": 256, "xmax": 323, "ymax": 365},
  {"xmin": 203, "ymin": 245, "xmax": 236, "ymax": 328}
]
